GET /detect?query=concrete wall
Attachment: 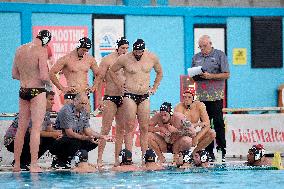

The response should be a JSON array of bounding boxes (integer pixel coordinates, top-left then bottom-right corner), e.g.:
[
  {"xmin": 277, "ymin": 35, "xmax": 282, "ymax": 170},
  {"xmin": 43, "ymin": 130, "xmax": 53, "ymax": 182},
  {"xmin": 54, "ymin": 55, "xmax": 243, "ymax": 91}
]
[
  {"xmin": 227, "ymin": 17, "xmax": 284, "ymax": 108},
  {"xmin": 0, "ymin": 13, "xmax": 21, "ymax": 114},
  {"xmin": 125, "ymin": 15, "xmax": 184, "ymax": 109}
]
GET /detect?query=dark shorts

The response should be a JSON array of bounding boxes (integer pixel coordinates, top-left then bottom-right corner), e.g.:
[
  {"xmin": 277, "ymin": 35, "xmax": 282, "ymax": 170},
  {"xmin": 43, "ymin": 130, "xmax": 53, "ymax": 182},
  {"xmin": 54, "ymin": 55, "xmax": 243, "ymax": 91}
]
[
  {"xmin": 19, "ymin": 87, "xmax": 46, "ymax": 101},
  {"xmin": 49, "ymin": 136, "xmax": 98, "ymax": 162},
  {"xmin": 103, "ymin": 95, "xmax": 123, "ymax": 108},
  {"xmin": 124, "ymin": 93, "xmax": 149, "ymax": 106}
]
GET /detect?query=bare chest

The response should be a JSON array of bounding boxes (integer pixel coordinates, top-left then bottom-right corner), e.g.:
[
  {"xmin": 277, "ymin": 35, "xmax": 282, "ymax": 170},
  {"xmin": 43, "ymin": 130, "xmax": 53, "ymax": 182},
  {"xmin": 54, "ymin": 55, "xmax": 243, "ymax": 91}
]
[
  {"xmin": 124, "ymin": 60, "xmax": 153, "ymax": 74},
  {"xmin": 183, "ymin": 108, "xmax": 201, "ymax": 123},
  {"xmin": 64, "ymin": 59, "xmax": 90, "ymax": 73}
]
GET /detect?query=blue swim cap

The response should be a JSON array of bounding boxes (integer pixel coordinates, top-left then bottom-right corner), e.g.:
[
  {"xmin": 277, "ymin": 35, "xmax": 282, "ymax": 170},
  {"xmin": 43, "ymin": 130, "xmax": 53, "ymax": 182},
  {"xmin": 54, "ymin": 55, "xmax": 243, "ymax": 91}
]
[
  {"xmin": 144, "ymin": 149, "xmax": 157, "ymax": 163},
  {"xmin": 74, "ymin": 149, "xmax": 88, "ymax": 164},
  {"xmin": 133, "ymin": 39, "xmax": 145, "ymax": 50},
  {"xmin": 160, "ymin": 102, "xmax": 173, "ymax": 116},
  {"xmin": 119, "ymin": 149, "xmax": 132, "ymax": 165},
  {"xmin": 117, "ymin": 37, "xmax": 129, "ymax": 48}
]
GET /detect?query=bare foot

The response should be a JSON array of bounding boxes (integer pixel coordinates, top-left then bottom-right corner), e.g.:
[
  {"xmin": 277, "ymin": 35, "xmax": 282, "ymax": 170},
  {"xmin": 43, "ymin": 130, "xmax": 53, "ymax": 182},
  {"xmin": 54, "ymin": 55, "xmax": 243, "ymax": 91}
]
[
  {"xmin": 30, "ymin": 165, "xmax": 43, "ymax": 173},
  {"xmin": 114, "ymin": 160, "xmax": 120, "ymax": 167},
  {"xmin": 13, "ymin": 165, "xmax": 21, "ymax": 172},
  {"xmin": 158, "ymin": 157, "xmax": 166, "ymax": 163},
  {"xmin": 97, "ymin": 159, "xmax": 103, "ymax": 168}
]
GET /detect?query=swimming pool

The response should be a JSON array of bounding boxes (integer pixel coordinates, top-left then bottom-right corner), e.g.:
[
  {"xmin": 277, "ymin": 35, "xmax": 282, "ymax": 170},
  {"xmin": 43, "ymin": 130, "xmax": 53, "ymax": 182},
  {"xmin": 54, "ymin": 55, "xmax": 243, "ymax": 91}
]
[{"xmin": 0, "ymin": 166, "xmax": 284, "ymax": 189}]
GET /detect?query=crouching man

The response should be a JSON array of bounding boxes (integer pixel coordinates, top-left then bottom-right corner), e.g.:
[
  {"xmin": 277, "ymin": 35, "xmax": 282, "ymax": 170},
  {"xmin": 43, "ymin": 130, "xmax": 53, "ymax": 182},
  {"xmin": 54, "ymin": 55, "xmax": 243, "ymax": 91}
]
[
  {"xmin": 148, "ymin": 102, "xmax": 196, "ymax": 163},
  {"xmin": 4, "ymin": 91, "xmax": 62, "ymax": 171},
  {"xmin": 50, "ymin": 93, "xmax": 112, "ymax": 168}
]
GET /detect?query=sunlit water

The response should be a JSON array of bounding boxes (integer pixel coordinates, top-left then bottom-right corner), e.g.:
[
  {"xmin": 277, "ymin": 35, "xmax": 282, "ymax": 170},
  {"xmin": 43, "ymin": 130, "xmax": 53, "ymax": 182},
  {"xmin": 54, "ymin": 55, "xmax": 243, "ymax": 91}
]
[{"xmin": 0, "ymin": 166, "xmax": 283, "ymax": 189}]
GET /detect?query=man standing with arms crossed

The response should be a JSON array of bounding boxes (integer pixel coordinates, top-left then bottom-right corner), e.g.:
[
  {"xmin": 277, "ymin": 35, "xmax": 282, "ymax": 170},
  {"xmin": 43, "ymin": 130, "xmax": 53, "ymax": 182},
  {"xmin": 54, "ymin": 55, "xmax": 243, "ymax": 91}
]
[
  {"xmin": 96, "ymin": 37, "xmax": 129, "ymax": 167},
  {"xmin": 110, "ymin": 39, "xmax": 163, "ymax": 163},
  {"xmin": 49, "ymin": 37, "xmax": 99, "ymax": 113},
  {"xmin": 12, "ymin": 30, "xmax": 52, "ymax": 172},
  {"xmin": 191, "ymin": 35, "xmax": 230, "ymax": 161}
]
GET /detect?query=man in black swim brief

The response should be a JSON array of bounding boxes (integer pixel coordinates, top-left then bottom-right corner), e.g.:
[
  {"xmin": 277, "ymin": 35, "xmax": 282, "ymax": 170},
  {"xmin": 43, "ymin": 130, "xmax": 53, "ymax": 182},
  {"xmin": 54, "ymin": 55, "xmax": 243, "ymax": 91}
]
[
  {"xmin": 103, "ymin": 95, "xmax": 124, "ymax": 108},
  {"xmin": 109, "ymin": 39, "xmax": 163, "ymax": 163},
  {"xmin": 12, "ymin": 29, "xmax": 52, "ymax": 173},
  {"xmin": 19, "ymin": 87, "xmax": 46, "ymax": 101},
  {"xmin": 123, "ymin": 93, "xmax": 149, "ymax": 106}
]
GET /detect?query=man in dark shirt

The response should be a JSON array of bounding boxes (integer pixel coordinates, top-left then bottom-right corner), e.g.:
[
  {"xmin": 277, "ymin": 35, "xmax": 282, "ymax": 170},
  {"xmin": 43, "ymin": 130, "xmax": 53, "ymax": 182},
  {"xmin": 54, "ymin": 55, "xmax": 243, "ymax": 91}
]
[
  {"xmin": 51, "ymin": 93, "xmax": 112, "ymax": 168},
  {"xmin": 4, "ymin": 91, "xmax": 61, "ymax": 170},
  {"xmin": 191, "ymin": 35, "xmax": 230, "ymax": 162}
]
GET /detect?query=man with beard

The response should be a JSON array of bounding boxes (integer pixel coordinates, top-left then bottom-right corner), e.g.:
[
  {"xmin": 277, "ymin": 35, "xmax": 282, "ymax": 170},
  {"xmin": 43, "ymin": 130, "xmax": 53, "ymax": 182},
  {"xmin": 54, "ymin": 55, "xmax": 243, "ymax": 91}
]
[{"xmin": 109, "ymin": 39, "xmax": 163, "ymax": 163}]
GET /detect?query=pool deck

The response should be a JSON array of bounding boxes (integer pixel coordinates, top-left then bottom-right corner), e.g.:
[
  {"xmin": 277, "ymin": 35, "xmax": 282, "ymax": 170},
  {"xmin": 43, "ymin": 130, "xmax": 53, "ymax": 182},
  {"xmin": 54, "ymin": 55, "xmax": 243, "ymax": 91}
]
[{"xmin": 0, "ymin": 156, "xmax": 282, "ymax": 172}]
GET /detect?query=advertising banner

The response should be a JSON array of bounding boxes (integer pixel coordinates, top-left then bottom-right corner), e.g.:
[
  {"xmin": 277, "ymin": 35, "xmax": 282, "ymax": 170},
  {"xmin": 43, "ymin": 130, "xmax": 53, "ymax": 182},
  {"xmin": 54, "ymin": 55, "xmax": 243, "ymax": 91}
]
[
  {"xmin": 93, "ymin": 18, "xmax": 124, "ymax": 65},
  {"xmin": 225, "ymin": 114, "xmax": 284, "ymax": 156},
  {"xmin": 93, "ymin": 17, "xmax": 124, "ymax": 109}
]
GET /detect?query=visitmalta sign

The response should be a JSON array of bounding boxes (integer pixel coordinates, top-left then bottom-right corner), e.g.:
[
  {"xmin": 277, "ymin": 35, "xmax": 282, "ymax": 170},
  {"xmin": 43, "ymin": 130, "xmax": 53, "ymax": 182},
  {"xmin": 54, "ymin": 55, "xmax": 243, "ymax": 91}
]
[{"xmin": 225, "ymin": 114, "xmax": 284, "ymax": 156}]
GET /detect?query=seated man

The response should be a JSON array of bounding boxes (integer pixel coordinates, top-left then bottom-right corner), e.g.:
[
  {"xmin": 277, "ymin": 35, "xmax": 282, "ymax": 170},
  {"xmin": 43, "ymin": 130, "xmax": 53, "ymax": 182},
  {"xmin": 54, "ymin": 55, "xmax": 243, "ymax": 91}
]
[
  {"xmin": 63, "ymin": 93, "xmax": 77, "ymax": 105},
  {"xmin": 142, "ymin": 149, "xmax": 165, "ymax": 171},
  {"xmin": 4, "ymin": 91, "xmax": 62, "ymax": 170},
  {"xmin": 148, "ymin": 102, "xmax": 196, "ymax": 163},
  {"xmin": 193, "ymin": 150, "xmax": 210, "ymax": 168},
  {"xmin": 71, "ymin": 149, "xmax": 97, "ymax": 173},
  {"xmin": 247, "ymin": 144, "xmax": 271, "ymax": 166},
  {"xmin": 4, "ymin": 115, "xmax": 30, "ymax": 170},
  {"xmin": 111, "ymin": 149, "xmax": 141, "ymax": 172},
  {"xmin": 176, "ymin": 150, "xmax": 193, "ymax": 169},
  {"xmin": 51, "ymin": 93, "xmax": 112, "ymax": 168},
  {"xmin": 174, "ymin": 89, "xmax": 216, "ymax": 159}
]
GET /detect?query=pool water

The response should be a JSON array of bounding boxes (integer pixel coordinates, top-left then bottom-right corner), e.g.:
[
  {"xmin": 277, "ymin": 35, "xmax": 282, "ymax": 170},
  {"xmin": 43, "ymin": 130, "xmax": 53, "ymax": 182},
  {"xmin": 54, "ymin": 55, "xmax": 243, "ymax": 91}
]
[{"xmin": 0, "ymin": 166, "xmax": 284, "ymax": 189}]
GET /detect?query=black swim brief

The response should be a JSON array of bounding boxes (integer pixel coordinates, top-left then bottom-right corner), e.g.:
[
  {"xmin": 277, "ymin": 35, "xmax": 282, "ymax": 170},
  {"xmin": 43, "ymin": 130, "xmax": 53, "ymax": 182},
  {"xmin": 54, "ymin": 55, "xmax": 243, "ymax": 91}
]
[
  {"xmin": 124, "ymin": 93, "xmax": 149, "ymax": 106},
  {"xmin": 166, "ymin": 143, "xmax": 173, "ymax": 153},
  {"xmin": 103, "ymin": 95, "xmax": 123, "ymax": 108},
  {"xmin": 64, "ymin": 93, "xmax": 76, "ymax": 100},
  {"xmin": 64, "ymin": 92, "xmax": 90, "ymax": 100},
  {"xmin": 19, "ymin": 87, "xmax": 46, "ymax": 101}
]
